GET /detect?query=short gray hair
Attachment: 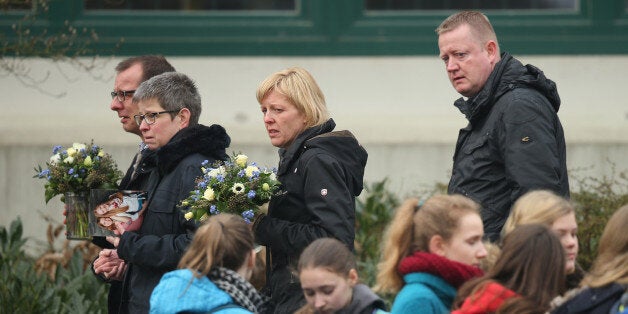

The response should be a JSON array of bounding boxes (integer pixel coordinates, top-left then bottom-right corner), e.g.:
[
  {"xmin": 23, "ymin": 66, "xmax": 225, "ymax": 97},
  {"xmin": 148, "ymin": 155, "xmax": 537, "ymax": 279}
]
[{"xmin": 133, "ymin": 72, "xmax": 201, "ymax": 125}]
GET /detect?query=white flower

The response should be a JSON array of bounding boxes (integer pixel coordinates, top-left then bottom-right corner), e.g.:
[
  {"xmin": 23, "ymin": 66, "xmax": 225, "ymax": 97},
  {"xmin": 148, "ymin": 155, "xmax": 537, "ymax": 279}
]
[
  {"xmin": 245, "ymin": 165, "xmax": 259, "ymax": 178},
  {"xmin": 270, "ymin": 172, "xmax": 277, "ymax": 181},
  {"xmin": 64, "ymin": 156, "xmax": 75, "ymax": 164},
  {"xmin": 184, "ymin": 212, "xmax": 194, "ymax": 220},
  {"xmin": 50, "ymin": 154, "xmax": 61, "ymax": 164},
  {"xmin": 235, "ymin": 154, "xmax": 248, "ymax": 167},
  {"xmin": 231, "ymin": 183, "xmax": 245, "ymax": 194},
  {"xmin": 207, "ymin": 168, "xmax": 222, "ymax": 178},
  {"xmin": 203, "ymin": 188, "xmax": 215, "ymax": 201},
  {"xmin": 72, "ymin": 143, "xmax": 87, "ymax": 151}
]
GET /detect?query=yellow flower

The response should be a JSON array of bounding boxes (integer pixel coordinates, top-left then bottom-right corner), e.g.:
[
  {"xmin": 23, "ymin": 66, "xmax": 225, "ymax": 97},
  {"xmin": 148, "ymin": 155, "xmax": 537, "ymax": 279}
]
[
  {"xmin": 181, "ymin": 200, "xmax": 189, "ymax": 206},
  {"xmin": 98, "ymin": 150, "xmax": 105, "ymax": 157},
  {"xmin": 64, "ymin": 156, "xmax": 75, "ymax": 164},
  {"xmin": 245, "ymin": 165, "xmax": 259, "ymax": 178},
  {"xmin": 83, "ymin": 156, "xmax": 93, "ymax": 167},
  {"xmin": 199, "ymin": 213, "xmax": 209, "ymax": 222},
  {"xmin": 66, "ymin": 147, "xmax": 77, "ymax": 157},
  {"xmin": 235, "ymin": 154, "xmax": 248, "ymax": 167},
  {"xmin": 203, "ymin": 188, "xmax": 215, "ymax": 201},
  {"xmin": 184, "ymin": 212, "xmax": 194, "ymax": 220},
  {"xmin": 262, "ymin": 183, "xmax": 270, "ymax": 191}
]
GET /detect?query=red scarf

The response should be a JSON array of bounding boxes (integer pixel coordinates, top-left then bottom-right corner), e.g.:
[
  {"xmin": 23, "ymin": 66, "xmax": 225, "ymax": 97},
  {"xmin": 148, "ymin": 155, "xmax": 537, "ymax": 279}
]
[
  {"xmin": 398, "ymin": 251, "xmax": 483, "ymax": 289},
  {"xmin": 451, "ymin": 282, "xmax": 518, "ymax": 314}
]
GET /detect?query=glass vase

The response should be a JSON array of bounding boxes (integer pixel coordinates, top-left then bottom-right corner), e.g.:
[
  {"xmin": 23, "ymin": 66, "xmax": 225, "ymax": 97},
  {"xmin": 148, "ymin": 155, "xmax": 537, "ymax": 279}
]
[{"xmin": 64, "ymin": 192, "xmax": 91, "ymax": 240}]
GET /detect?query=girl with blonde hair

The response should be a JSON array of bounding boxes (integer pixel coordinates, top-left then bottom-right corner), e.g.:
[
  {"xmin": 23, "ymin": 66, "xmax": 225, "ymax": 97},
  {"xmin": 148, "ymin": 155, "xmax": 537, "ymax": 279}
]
[
  {"xmin": 552, "ymin": 204, "xmax": 628, "ymax": 314},
  {"xmin": 150, "ymin": 214, "xmax": 267, "ymax": 313},
  {"xmin": 376, "ymin": 194, "xmax": 486, "ymax": 313},
  {"xmin": 503, "ymin": 190, "xmax": 581, "ymax": 288}
]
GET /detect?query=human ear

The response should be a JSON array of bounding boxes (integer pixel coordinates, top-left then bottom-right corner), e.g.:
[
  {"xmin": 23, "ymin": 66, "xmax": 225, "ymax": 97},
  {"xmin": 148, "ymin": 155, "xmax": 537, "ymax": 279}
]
[
  {"xmin": 429, "ymin": 234, "xmax": 447, "ymax": 257},
  {"xmin": 485, "ymin": 40, "xmax": 498, "ymax": 63},
  {"xmin": 347, "ymin": 268, "xmax": 359, "ymax": 286},
  {"xmin": 178, "ymin": 108, "xmax": 191, "ymax": 128}
]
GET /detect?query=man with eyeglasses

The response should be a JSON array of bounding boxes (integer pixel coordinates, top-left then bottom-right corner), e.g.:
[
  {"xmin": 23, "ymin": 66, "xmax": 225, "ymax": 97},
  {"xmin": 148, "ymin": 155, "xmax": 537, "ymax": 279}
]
[{"xmin": 92, "ymin": 55, "xmax": 175, "ymax": 314}]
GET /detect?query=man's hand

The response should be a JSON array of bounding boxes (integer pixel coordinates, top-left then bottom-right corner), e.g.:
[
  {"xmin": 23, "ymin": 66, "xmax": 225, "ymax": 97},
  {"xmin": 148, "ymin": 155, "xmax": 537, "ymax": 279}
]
[{"xmin": 93, "ymin": 249, "xmax": 126, "ymax": 281}]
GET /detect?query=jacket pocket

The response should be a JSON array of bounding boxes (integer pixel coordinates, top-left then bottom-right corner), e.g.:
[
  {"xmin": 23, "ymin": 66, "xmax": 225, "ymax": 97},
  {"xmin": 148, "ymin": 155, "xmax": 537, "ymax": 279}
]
[{"xmin": 464, "ymin": 136, "xmax": 490, "ymax": 162}]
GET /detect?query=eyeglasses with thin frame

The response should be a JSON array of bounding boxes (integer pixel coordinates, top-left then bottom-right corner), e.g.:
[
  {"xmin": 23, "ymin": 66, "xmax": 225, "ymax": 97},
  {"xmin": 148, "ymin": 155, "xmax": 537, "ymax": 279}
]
[
  {"xmin": 111, "ymin": 90, "xmax": 136, "ymax": 102},
  {"xmin": 134, "ymin": 110, "xmax": 179, "ymax": 126}
]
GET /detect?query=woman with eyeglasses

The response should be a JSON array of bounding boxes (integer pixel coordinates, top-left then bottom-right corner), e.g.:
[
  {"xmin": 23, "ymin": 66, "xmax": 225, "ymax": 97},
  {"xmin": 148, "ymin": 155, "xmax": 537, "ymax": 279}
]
[
  {"xmin": 105, "ymin": 71, "xmax": 231, "ymax": 314},
  {"xmin": 375, "ymin": 194, "xmax": 487, "ymax": 314}
]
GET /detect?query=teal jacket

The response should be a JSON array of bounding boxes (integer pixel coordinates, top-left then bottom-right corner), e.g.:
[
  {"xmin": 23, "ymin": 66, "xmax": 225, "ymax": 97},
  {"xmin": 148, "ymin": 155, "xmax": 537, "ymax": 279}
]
[
  {"xmin": 390, "ymin": 272, "xmax": 456, "ymax": 314},
  {"xmin": 150, "ymin": 269, "xmax": 250, "ymax": 314}
]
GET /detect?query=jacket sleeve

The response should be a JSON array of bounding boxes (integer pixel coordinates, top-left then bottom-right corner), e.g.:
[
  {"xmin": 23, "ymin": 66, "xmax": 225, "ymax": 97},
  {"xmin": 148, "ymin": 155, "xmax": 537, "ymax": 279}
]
[
  {"xmin": 254, "ymin": 152, "xmax": 355, "ymax": 255},
  {"xmin": 499, "ymin": 91, "xmax": 565, "ymax": 203},
  {"xmin": 116, "ymin": 163, "xmax": 197, "ymax": 270}
]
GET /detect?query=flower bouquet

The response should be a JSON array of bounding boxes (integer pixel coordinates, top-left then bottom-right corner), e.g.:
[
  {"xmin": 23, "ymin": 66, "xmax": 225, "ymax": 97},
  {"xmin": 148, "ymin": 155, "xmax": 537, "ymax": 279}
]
[
  {"xmin": 180, "ymin": 154, "xmax": 280, "ymax": 224},
  {"xmin": 34, "ymin": 142, "xmax": 123, "ymax": 239}
]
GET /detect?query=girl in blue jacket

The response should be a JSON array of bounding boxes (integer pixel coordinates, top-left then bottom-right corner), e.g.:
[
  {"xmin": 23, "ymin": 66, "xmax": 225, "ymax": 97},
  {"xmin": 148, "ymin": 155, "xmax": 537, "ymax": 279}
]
[
  {"xmin": 376, "ymin": 195, "xmax": 487, "ymax": 314},
  {"xmin": 150, "ymin": 214, "xmax": 268, "ymax": 313}
]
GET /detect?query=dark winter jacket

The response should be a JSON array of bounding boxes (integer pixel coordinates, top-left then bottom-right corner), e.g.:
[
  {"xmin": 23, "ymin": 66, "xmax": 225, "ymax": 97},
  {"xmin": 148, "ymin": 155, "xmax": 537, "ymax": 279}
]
[
  {"xmin": 116, "ymin": 124, "xmax": 230, "ymax": 314},
  {"xmin": 341, "ymin": 284, "xmax": 388, "ymax": 314},
  {"xmin": 91, "ymin": 145, "xmax": 156, "ymax": 314},
  {"xmin": 552, "ymin": 283, "xmax": 627, "ymax": 314},
  {"xmin": 448, "ymin": 52, "xmax": 569, "ymax": 241},
  {"xmin": 253, "ymin": 118, "xmax": 368, "ymax": 314}
]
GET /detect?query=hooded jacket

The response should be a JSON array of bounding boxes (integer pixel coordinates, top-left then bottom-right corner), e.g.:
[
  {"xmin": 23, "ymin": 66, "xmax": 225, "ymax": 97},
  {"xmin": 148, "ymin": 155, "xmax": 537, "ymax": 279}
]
[
  {"xmin": 150, "ymin": 269, "xmax": 250, "ymax": 314},
  {"xmin": 448, "ymin": 52, "xmax": 569, "ymax": 241},
  {"xmin": 253, "ymin": 118, "xmax": 368, "ymax": 313},
  {"xmin": 117, "ymin": 124, "xmax": 230, "ymax": 314}
]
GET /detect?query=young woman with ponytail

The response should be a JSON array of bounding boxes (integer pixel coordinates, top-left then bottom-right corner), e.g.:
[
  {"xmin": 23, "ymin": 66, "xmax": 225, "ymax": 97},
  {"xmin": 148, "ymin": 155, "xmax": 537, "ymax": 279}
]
[{"xmin": 375, "ymin": 194, "xmax": 487, "ymax": 313}]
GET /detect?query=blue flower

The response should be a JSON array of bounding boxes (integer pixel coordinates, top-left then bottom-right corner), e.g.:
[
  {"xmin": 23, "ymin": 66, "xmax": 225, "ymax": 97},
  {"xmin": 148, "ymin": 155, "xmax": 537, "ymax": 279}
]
[
  {"xmin": 242, "ymin": 210, "xmax": 255, "ymax": 224},
  {"xmin": 91, "ymin": 145, "xmax": 99, "ymax": 153},
  {"xmin": 217, "ymin": 174, "xmax": 224, "ymax": 182},
  {"xmin": 201, "ymin": 160, "xmax": 209, "ymax": 166},
  {"xmin": 68, "ymin": 168, "xmax": 74, "ymax": 175},
  {"xmin": 209, "ymin": 205, "xmax": 219, "ymax": 215},
  {"xmin": 38, "ymin": 169, "xmax": 50, "ymax": 178},
  {"xmin": 198, "ymin": 181, "xmax": 207, "ymax": 188},
  {"xmin": 247, "ymin": 190, "xmax": 256, "ymax": 199},
  {"xmin": 52, "ymin": 145, "xmax": 63, "ymax": 154},
  {"xmin": 238, "ymin": 170, "xmax": 245, "ymax": 177}
]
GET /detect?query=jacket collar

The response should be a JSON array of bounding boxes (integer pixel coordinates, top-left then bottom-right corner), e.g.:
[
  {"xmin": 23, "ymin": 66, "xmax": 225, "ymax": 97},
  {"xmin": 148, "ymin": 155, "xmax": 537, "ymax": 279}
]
[
  {"xmin": 277, "ymin": 119, "xmax": 335, "ymax": 176},
  {"xmin": 156, "ymin": 124, "xmax": 230, "ymax": 174}
]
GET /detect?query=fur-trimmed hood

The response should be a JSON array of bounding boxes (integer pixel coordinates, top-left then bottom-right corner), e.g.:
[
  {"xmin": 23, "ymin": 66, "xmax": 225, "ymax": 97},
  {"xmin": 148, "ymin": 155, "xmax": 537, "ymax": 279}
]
[{"xmin": 156, "ymin": 124, "xmax": 230, "ymax": 174}]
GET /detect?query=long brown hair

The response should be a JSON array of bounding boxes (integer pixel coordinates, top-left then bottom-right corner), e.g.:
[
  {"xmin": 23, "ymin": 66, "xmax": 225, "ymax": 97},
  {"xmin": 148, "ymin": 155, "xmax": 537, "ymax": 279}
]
[
  {"xmin": 581, "ymin": 204, "xmax": 628, "ymax": 287},
  {"xmin": 454, "ymin": 224, "xmax": 565, "ymax": 314},
  {"xmin": 178, "ymin": 214, "xmax": 254, "ymax": 277},
  {"xmin": 375, "ymin": 194, "xmax": 480, "ymax": 293}
]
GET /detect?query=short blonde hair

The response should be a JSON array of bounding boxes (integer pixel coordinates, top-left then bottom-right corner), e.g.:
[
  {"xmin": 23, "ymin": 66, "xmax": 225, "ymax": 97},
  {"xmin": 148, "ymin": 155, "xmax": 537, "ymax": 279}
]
[
  {"xmin": 502, "ymin": 190, "xmax": 574, "ymax": 237},
  {"xmin": 256, "ymin": 67, "xmax": 329, "ymax": 128},
  {"xmin": 436, "ymin": 10, "xmax": 499, "ymax": 54}
]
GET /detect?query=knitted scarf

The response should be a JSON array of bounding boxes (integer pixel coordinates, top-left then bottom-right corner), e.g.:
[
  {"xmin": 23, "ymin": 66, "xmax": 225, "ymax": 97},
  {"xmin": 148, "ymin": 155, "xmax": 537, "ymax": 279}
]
[
  {"xmin": 398, "ymin": 251, "xmax": 484, "ymax": 289},
  {"xmin": 208, "ymin": 267, "xmax": 269, "ymax": 314}
]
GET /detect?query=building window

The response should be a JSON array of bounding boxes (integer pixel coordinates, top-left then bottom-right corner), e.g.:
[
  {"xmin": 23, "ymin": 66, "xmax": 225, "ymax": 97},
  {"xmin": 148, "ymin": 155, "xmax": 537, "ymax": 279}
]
[
  {"xmin": 365, "ymin": 0, "xmax": 577, "ymax": 11},
  {"xmin": 84, "ymin": 0, "xmax": 296, "ymax": 11}
]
